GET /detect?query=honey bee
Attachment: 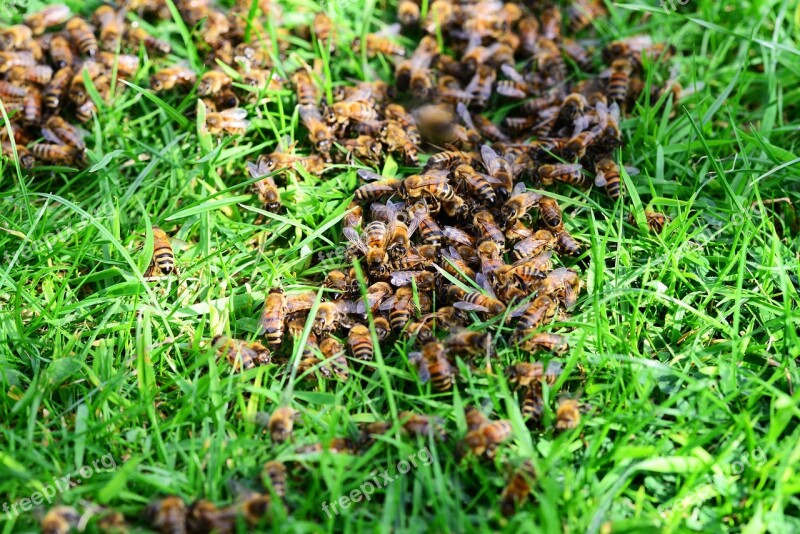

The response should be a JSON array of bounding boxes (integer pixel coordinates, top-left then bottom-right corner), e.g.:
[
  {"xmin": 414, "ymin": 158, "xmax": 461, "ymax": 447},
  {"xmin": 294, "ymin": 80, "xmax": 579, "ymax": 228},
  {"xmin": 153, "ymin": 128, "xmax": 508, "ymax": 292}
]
[
  {"xmin": 513, "ymin": 294, "xmax": 558, "ymax": 339},
  {"xmin": 440, "ymin": 246, "xmax": 476, "ymax": 280},
  {"xmin": 2, "ymin": 143, "xmax": 35, "ymax": 169},
  {"xmin": 43, "ymin": 66, "xmax": 72, "ymax": 110},
  {"xmin": 246, "ymin": 160, "xmax": 281, "ymax": 213},
  {"xmin": 506, "ymin": 250, "xmax": 553, "ymax": 287},
  {"xmin": 453, "ymin": 164, "xmax": 496, "ymax": 205},
  {"xmin": 480, "ymin": 145, "xmax": 515, "ymax": 195},
  {"xmin": 538, "ymin": 196, "xmax": 563, "ymax": 229},
  {"xmin": 320, "ymin": 334, "xmax": 349, "ymax": 380},
  {"xmin": 404, "ymin": 171, "xmax": 458, "ymax": 203},
  {"xmin": 464, "ymin": 64, "xmax": 496, "ymax": 110},
  {"xmin": 500, "ymin": 462, "xmax": 535, "ymax": 516},
  {"xmin": 414, "ymin": 105, "xmax": 468, "ymax": 147},
  {"xmin": 258, "ymin": 147, "xmax": 326, "ymax": 176},
  {"xmin": 594, "ymin": 158, "xmax": 623, "ymax": 201},
  {"xmin": 257, "ymin": 288, "xmax": 286, "ymax": 347},
  {"xmin": 0, "ymin": 25, "xmax": 32, "ymax": 50},
  {"xmin": 534, "ymin": 37, "xmax": 567, "ymax": 83},
  {"xmin": 444, "ymin": 328, "xmax": 491, "ymax": 359},
  {"xmin": 269, "ymin": 406, "xmax": 296, "ymax": 443},
  {"xmin": 397, "ymin": 0, "xmax": 421, "ymax": 26},
  {"xmin": 151, "ymin": 66, "xmax": 197, "ymax": 92},
  {"xmin": 23, "ymin": 88, "xmax": 42, "ymax": 126},
  {"xmin": 540, "ymin": 5, "xmax": 562, "ymax": 41},
  {"xmin": 500, "ymin": 183, "xmax": 542, "ymax": 225},
  {"xmin": 537, "ymin": 163, "xmax": 586, "ymax": 188},
  {"xmin": 48, "ymin": 35, "xmax": 73, "ymax": 69},
  {"xmin": 197, "ymin": 70, "xmax": 231, "ymax": 96},
  {"xmin": 347, "ymin": 323, "xmax": 373, "ymax": 361},
  {"xmin": 75, "ymin": 99, "xmax": 97, "ymax": 123},
  {"xmin": 93, "ymin": 5, "xmax": 124, "ymax": 50},
  {"xmin": 606, "ymin": 58, "xmax": 632, "ymax": 106},
  {"xmin": 505, "ymin": 361, "xmax": 563, "ymax": 389},
  {"xmin": 298, "ymin": 105, "xmax": 333, "ymax": 155},
  {"xmin": 475, "ymin": 239, "xmax": 504, "ymax": 276},
  {"xmin": 205, "ymin": 107, "xmax": 249, "ymax": 135},
  {"xmin": 30, "ymin": 143, "xmax": 78, "ymax": 165},
  {"xmin": 629, "ymin": 210, "xmax": 668, "ymax": 234},
  {"xmin": 355, "ymin": 27, "xmax": 405, "ymax": 57},
  {"xmin": 144, "ymin": 226, "xmax": 176, "ymax": 277},
  {"xmin": 409, "ymin": 341, "xmax": 454, "ymax": 391},
  {"xmin": 339, "ymin": 135, "xmax": 383, "ymax": 165},
  {"xmin": 8, "ymin": 65, "xmax": 52, "ymax": 85},
  {"xmin": 538, "ymin": 267, "xmax": 582, "ymax": 308},
  {"xmin": 449, "ymin": 275, "xmax": 506, "ymax": 317},
  {"xmin": 354, "ymin": 169, "xmax": 402, "ymax": 202},
  {"xmin": 311, "ymin": 301, "xmax": 345, "ymax": 335},
  {"xmin": 344, "ymin": 201, "xmax": 363, "ymax": 231},
  {"xmin": 41, "ymin": 506, "xmax": 80, "ymax": 534},
  {"xmin": 65, "ymin": 17, "xmax": 98, "ymax": 57},
  {"xmin": 379, "ymin": 285, "xmax": 414, "ymax": 333},
  {"xmin": 344, "ymin": 220, "xmax": 389, "ymax": 277},
  {"xmin": 212, "ymin": 335, "xmax": 271, "ymax": 371},
  {"xmin": 400, "ymin": 411, "xmax": 446, "ymax": 440},
  {"xmin": 127, "ymin": 26, "xmax": 172, "ymax": 55},
  {"xmin": 567, "ymin": 0, "xmax": 606, "ymax": 33},
  {"xmin": 297, "ymin": 356, "xmax": 334, "ymax": 380},
  {"xmin": 396, "ymin": 35, "xmax": 437, "ymax": 97},
  {"xmin": 239, "ymin": 493, "xmax": 271, "ymax": 526},
  {"xmin": 0, "ymin": 80, "xmax": 26, "ymax": 102},
  {"xmin": 556, "ymin": 398, "xmax": 581, "ymax": 430},
  {"xmin": 291, "ymin": 68, "xmax": 318, "ymax": 107},
  {"xmin": 0, "ymin": 51, "xmax": 36, "ymax": 72},
  {"xmin": 262, "ymin": 461, "xmax": 287, "ymax": 499},
  {"xmin": 562, "ymin": 38, "xmax": 593, "ymax": 72},
  {"xmin": 464, "ymin": 418, "xmax": 513, "ymax": 458},
  {"xmin": 186, "ymin": 500, "xmax": 236, "ymax": 534},
  {"xmin": 519, "ymin": 333, "xmax": 569, "ymax": 354},
  {"xmin": 25, "ymin": 5, "xmax": 71, "ymax": 35},
  {"xmin": 145, "ymin": 496, "xmax": 187, "ymax": 534},
  {"xmin": 551, "ymin": 226, "xmax": 580, "ymax": 257},
  {"xmin": 380, "ymin": 120, "xmax": 420, "ymax": 166}
]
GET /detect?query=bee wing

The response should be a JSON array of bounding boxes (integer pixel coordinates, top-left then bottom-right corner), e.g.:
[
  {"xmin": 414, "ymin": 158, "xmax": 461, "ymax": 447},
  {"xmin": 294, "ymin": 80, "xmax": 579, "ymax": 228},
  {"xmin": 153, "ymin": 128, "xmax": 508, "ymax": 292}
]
[
  {"xmin": 500, "ymin": 63, "xmax": 526, "ymax": 84},
  {"xmin": 410, "ymin": 173, "xmax": 449, "ymax": 187},
  {"xmin": 416, "ymin": 360, "xmax": 431, "ymax": 384},
  {"xmin": 456, "ymin": 102, "xmax": 476, "ymax": 130},
  {"xmin": 378, "ymin": 295, "xmax": 397, "ymax": 311},
  {"xmin": 608, "ymin": 102, "xmax": 621, "ymax": 121},
  {"xmin": 480, "ymin": 144, "xmax": 500, "ymax": 171},
  {"xmin": 406, "ymin": 216, "xmax": 420, "ymax": 239},
  {"xmin": 453, "ymin": 301, "xmax": 489, "ymax": 313},
  {"xmin": 221, "ymin": 107, "xmax": 248, "ymax": 119},
  {"xmin": 390, "ymin": 271, "xmax": 422, "ymax": 286},
  {"xmin": 357, "ymin": 168, "xmax": 386, "ymax": 181},
  {"xmin": 475, "ymin": 273, "xmax": 497, "ymax": 298},
  {"xmin": 376, "ymin": 22, "xmax": 401, "ymax": 37},
  {"xmin": 511, "ymin": 249, "xmax": 553, "ymax": 268},
  {"xmin": 624, "ymin": 166, "xmax": 640, "ymax": 176},
  {"xmin": 298, "ymin": 104, "xmax": 322, "ymax": 122},
  {"xmin": 571, "ymin": 115, "xmax": 591, "ymax": 137},
  {"xmin": 442, "ymin": 226, "xmax": 474, "ymax": 246},
  {"xmin": 511, "ymin": 181, "xmax": 527, "ymax": 197},
  {"xmin": 344, "ymin": 87, "xmax": 373, "ymax": 103},
  {"xmin": 343, "ymin": 227, "xmax": 369, "ymax": 255},
  {"xmin": 442, "ymin": 245, "xmax": 464, "ymax": 261},
  {"xmin": 594, "ymin": 170, "xmax": 607, "ymax": 187}
]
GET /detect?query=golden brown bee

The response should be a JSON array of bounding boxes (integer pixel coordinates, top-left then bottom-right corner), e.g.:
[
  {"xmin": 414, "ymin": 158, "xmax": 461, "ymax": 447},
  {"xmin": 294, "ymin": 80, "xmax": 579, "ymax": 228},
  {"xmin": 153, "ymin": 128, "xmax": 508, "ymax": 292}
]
[
  {"xmin": 513, "ymin": 294, "xmax": 558, "ymax": 339},
  {"xmin": 257, "ymin": 149, "xmax": 325, "ymax": 176},
  {"xmin": 404, "ymin": 171, "xmax": 458, "ymax": 203},
  {"xmin": 239, "ymin": 493, "xmax": 271, "ymax": 525},
  {"xmin": 312, "ymin": 12, "xmax": 334, "ymax": 44},
  {"xmin": 186, "ymin": 500, "xmax": 236, "ymax": 534},
  {"xmin": 538, "ymin": 163, "xmax": 586, "ymax": 188},
  {"xmin": 538, "ymin": 196, "xmax": 563, "ymax": 229},
  {"xmin": 257, "ymin": 288, "xmax": 286, "ymax": 347},
  {"xmin": 246, "ymin": 159, "xmax": 281, "ymax": 213},
  {"xmin": 538, "ymin": 267, "xmax": 582, "ymax": 308},
  {"xmin": 0, "ymin": 51, "xmax": 36, "ymax": 72},
  {"xmin": 607, "ymin": 58, "xmax": 632, "ymax": 106},
  {"xmin": 506, "ymin": 251, "xmax": 553, "ymax": 287},
  {"xmin": 344, "ymin": 220, "xmax": 389, "ymax": 277},
  {"xmin": 262, "ymin": 461, "xmax": 287, "ymax": 499},
  {"xmin": 354, "ymin": 169, "xmax": 403, "ymax": 202},
  {"xmin": 151, "ymin": 66, "xmax": 196, "ymax": 92},
  {"xmin": 464, "ymin": 406, "xmax": 488, "ymax": 433},
  {"xmin": 344, "ymin": 201, "xmax": 363, "ymax": 231},
  {"xmin": 373, "ymin": 315, "xmax": 392, "ymax": 340},
  {"xmin": 75, "ymin": 99, "xmax": 97, "ymax": 123},
  {"xmin": 205, "ymin": 107, "xmax": 249, "ymax": 135},
  {"xmin": 464, "ymin": 64, "xmax": 496, "ymax": 110},
  {"xmin": 400, "ymin": 411, "xmax": 446, "ymax": 440},
  {"xmin": 212, "ymin": 335, "xmax": 271, "ymax": 371},
  {"xmin": 23, "ymin": 87, "xmax": 43, "ymax": 127},
  {"xmin": 65, "ymin": 17, "xmax": 98, "ymax": 57},
  {"xmin": 409, "ymin": 341, "xmax": 454, "ymax": 391},
  {"xmin": 347, "ymin": 323, "xmax": 373, "ymax": 361},
  {"xmin": 396, "ymin": 35, "xmax": 437, "ymax": 95},
  {"xmin": 475, "ymin": 239, "xmax": 504, "ymax": 276},
  {"xmin": 43, "ymin": 66, "xmax": 72, "ymax": 110},
  {"xmin": 297, "ymin": 356, "xmax": 333, "ymax": 380},
  {"xmin": 534, "ymin": 37, "xmax": 567, "ymax": 83},
  {"xmin": 480, "ymin": 145, "xmax": 515, "ymax": 195},
  {"xmin": 144, "ymin": 226, "xmax": 176, "ymax": 276},
  {"xmin": 500, "ymin": 463, "xmax": 535, "ymax": 516},
  {"xmin": 0, "ymin": 80, "xmax": 26, "ymax": 102},
  {"xmin": 453, "ymin": 165, "xmax": 496, "ymax": 205},
  {"xmin": 563, "ymin": 126, "xmax": 601, "ymax": 161},
  {"xmin": 48, "ymin": 35, "xmax": 74, "ymax": 69},
  {"xmin": 520, "ymin": 333, "xmax": 569, "ymax": 354},
  {"xmin": 291, "ymin": 68, "xmax": 318, "ymax": 107},
  {"xmin": 505, "ymin": 361, "xmax": 563, "ymax": 389},
  {"xmin": 320, "ymin": 334, "xmax": 349, "ymax": 380},
  {"xmin": 414, "ymin": 104, "xmax": 468, "ymax": 147},
  {"xmin": 0, "ymin": 25, "xmax": 32, "ymax": 50},
  {"xmin": 553, "ymin": 227, "xmax": 581, "ymax": 257},
  {"xmin": 25, "ymin": 5, "xmax": 71, "ymax": 35},
  {"xmin": 340, "ymin": 135, "xmax": 383, "ymax": 165},
  {"xmin": 269, "ymin": 406, "xmax": 297, "ymax": 443},
  {"xmin": 444, "ymin": 328, "xmax": 491, "ymax": 359},
  {"xmin": 313, "ymin": 301, "xmax": 345, "ymax": 335},
  {"xmin": 380, "ymin": 120, "xmax": 420, "ymax": 166},
  {"xmin": 2, "ymin": 143, "xmax": 36, "ymax": 169},
  {"xmin": 30, "ymin": 143, "xmax": 77, "ymax": 165},
  {"xmin": 298, "ymin": 105, "xmax": 333, "ymax": 155},
  {"xmin": 355, "ymin": 32, "xmax": 406, "ymax": 57},
  {"xmin": 556, "ymin": 398, "xmax": 581, "ymax": 430},
  {"xmin": 448, "ymin": 276, "xmax": 506, "ymax": 316},
  {"xmin": 196, "ymin": 70, "xmax": 231, "ymax": 97},
  {"xmin": 567, "ymin": 0, "xmax": 606, "ymax": 33},
  {"xmin": 42, "ymin": 116, "xmax": 84, "ymax": 150},
  {"xmin": 645, "ymin": 211, "xmax": 668, "ymax": 234},
  {"xmin": 397, "ymin": 0, "xmax": 421, "ymax": 26},
  {"xmin": 93, "ymin": 5, "xmax": 124, "ymax": 50},
  {"xmin": 562, "ymin": 38, "xmax": 593, "ymax": 71},
  {"xmin": 500, "ymin": 184, "xmax": 542, "ymax": 226},
  {"xmin": 8, "ymin": 65, "xmax": 53, "ymax": 85},
  {"xmin": 41, "ymin": 506, "xmax": 80, "ymax": 534},
  {"xmin": 128, "ymin": 26, "xmax": 172, "ymax": 55},
  {"xmin": 594, "ymin": 158, "xmax": 622, "ymax": 201},
  {"xmin": 464, "ymin": 418, "xmax": 512, "ymax": 458},
  {"xmin": 145, "ymin": 496, "xmax": 187, "ymax": 534}
]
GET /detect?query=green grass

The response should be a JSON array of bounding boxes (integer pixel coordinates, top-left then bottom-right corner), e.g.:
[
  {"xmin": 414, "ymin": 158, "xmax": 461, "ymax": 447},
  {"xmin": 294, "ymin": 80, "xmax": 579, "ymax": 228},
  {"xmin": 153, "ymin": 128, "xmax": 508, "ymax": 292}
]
[{"xmin": 1, "ymin": 0, "xmax": 800, "ymax": 532}]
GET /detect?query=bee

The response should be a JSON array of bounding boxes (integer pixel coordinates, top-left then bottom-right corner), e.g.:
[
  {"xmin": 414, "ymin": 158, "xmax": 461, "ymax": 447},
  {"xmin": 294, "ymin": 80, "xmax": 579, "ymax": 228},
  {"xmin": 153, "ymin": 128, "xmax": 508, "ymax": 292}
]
[
  {"xmin": 496, "ymin": 64, "xmax": 532, "ymax": 100},
  {"xmin": 258, "ymin": 148, "xmax": 326, "ymax": 176},
  {"xmin": 442, "ymin": 225, "xmax": 475, "ymax": 248},
  {"xmin": 145, "ymin": 496, "xmax": 187, "ymax": 534},
  {"xmin": 540, "ymin": 5, "xmax": 562, "ymax": 41},
  {"xmin": 567, "ymin": 0, "xmax": 606, "ymax": 33},
  {"xmin": 513, "ymin": 295, "xmax": 558, "ymax": 339},
  {"xmin": 257, "ymin": 288, "xmax": 286, "ymax": 347},
  {"xmin": 239, "ymin": 493, "xmax": 271, "ymax": 526},
  {"xmin": 8, "ymin": 64, "xmax": 52, "ymax": 85},
  {"xmin": 476, "ymin": 239, "xmax": 504, "ymax": 276},
  {"xmin": 186, "ymin": 500, "xmax": 236, "ymax": 534},
  {"xmin": 2, "ymin": 143, "xmax": 36, "ymax": 169},
  {"xmin": 404, "ymin": 171, "xmax": 458, "ymax": 203},
  {"xmin": 269, "ymin": 406, "xmax": 296, "ymax": 443},
  {"xmin": 297, "ymin": 356, "xmax": 333, "ymax": 380},
  {"xmin": 23, "ymin": 87, "xmax": 42, "ymax": 127},
  {"xmin": 344, "ymin": 201, "xmax": 363, "ymax": 231},
  {"xmin": 0, "ymin": 80, "xmax": 26, "ymax": 102},
  {"xmin": 397, "ymin": 0, "xmax": 421, "ymax": 26},
  {"xmin": 538, "ymin": 267, "xmax": 582, "ymax": 308},
  {"xmin": 128, "ymin": 26, "xmax": 172, "ymax": 55},
  {"xmin": 144, "ymin": 226, "xmax": 176, "ymax": 277},
  {"xmin": 554, "ymin": 227, "xmax": 581, "ymax": 257},
  {"xmin": 415, "ymin": 105, "xmax": 468, "ymax": 147},
  {"xmin": 505, "ymin": 361, "xmax": 563, "ymax": 389},
  {"xmin": 75, "ymin": 99, "xmax": 97, "ymax": 123},
  {"xmin": 606, "ymin": 58, "xmax": 632, "ymax": 106},
  {"xmin": 441, "ymin": 246, "xmax": 476, "ymax": 281},
  {"xmin": 519, "ymin": 333, "xmax": 569, "ymax": 354},
  {"xmin": 30, "ymin": 143, "xmax": 77, "ymax": 165},
  {"xmin": 500, "ymin": 462, "xmax": 535, "ymax": 516},
  {"xmin": 151, "ymin": 66, "xmax": 197, "ymax": 92},
  {"xmin": 197, "ymin": 70, "xmax": 231, "ymax": 96},
  {"xmin": 41, "ymin": 506, "xmax": 80, "ymax": 534},
  {"xmin": 534, "ymin": 37, "xmax": 567, "ymax": 83},
  {"xmin": 43, "ymin": 66, "xmax": 72, "ymax": 111},
  {"xmin": 556, "ymin": 93, "xmax": 588, "ymax": 128},
  {"xmin": 65, "ymin": 17, "xmax": 98, "ymax": 57},
  {"xmin": 400, "ymin": 411, "xmax": 446, "ymax": 440},
  {"xmin": 445, "ymin": 328, "xmax": 491, "ymax": 359},
  {"xmin": 500, "ymin": 183, "xmax": 542, "ymax": 226},
  {"xmin": 453, "ymin": 164, "xmax": 496, "ymax": 205},
  {"xmin": 644, "ymin": 210, "xmax": 668, "ymax": 234},
  {"xmin": 562, "ymin": 38, "xmax": 593, "ymax": 72},
  {"xmin": 48, "ymin": 35, "xmax": 74, "ymax": 69},
  {"xmin": 464, "ymin": 64, "xmax": 496, "ymax": 110},
  {"xmin": 298, "ymin": 105, "xmax": 333, "ymax": 155},
  {"xmin": 465, "ymin": 406, "xmax": 488, "ymax": 433},
  {"xmin": 344, "ymin": 220, "xmax": 389, "ymax": 277},
  {"xmin": 212, "ymin": 335, "xmax": 271, "ymax": 371},
  {"xmin": 378, "ymin": 285, "xmax": 414, "ymax": 333},
  {"xmin": 481, "ymin": 145, "xmax": 515, "ymax": 196},
  {"xmin": 538, "ymin": 196, "xmax": 563, "ymax": 229},
  {"xmin": 347, "ymin": 323, "xmax": 373, "ymax": 361},
  {"xmin": 464, "ymin": 419, "xmax": 513, "ymax": 458},
  {"xmin": 0, "ymin": 25, "xmax": 32, "ymax": 50},
  {"xmin": 262, "ymin": 461, "xmax": 287, "ymax": 499},
  {"xmin": 205, "ymin": 107, "xmax": 249, "ymax": 135},
  {"xmin": 25, "ymin": 5, "xmax": 71, "ymax": 35},
  {"xmin": 0, "ymin": 51, "xmax": 36, "ymax": 72},
  {"xmin": 407, "ymin": 201, "xmax": 444, "ymax": 247},
  {"xmin": 396, "ymin": 35, "xmax": 437, "ymax": 98},
  {"xmin": 449, "ymin": 275, "xmax": 506, "ymax": 317},
  {"xmin": 355, "ymin": 28, "xmax": 406, "ymax": 57},
  {"xmin": 506, "ymin": 251, "xmax": 554, "ymax": 288},
  {"xmin": 93, "ymin": 5, "xmax": 124, "ymax": 50},
  {"xmin": 473, "ymin": 211, "xmax": 505, "ymax": 246},
  {"xmin": 556, "ymin": 398, "xmax": 581, "ymax": 430},
  {"xmin": 409, "ymin": 341, "xmax": 454, "ymax": 391},
  {"xmin": 312, "ymin": 11, "xmax": 334, "ymax": 45},
  {"xmin": 354, "ymin": 169, "xmax": 403, "ymax": 202},
  {"xmin": 340, "ymin": 135, "xmax": 383, "ymax": 165},
  {"xmin": 320, "ymin": 334, "xmax": 349, "ymax": 380},
  {"xmin": 380, "ymin": 120, "xmax": 420, "ymax": 166},
  {"xmin": 291, "ymin": 68, "xmax": 318, "ymax": 107},
  {"xmin": 562, "ymin": 124, "xmax": 601, "ymax": 161},
  {"xmin": 594, "ymin": 158, "xmax": 623, "ymax": 201},
  {"xmin": 537, "ymin": 163, "xmax": 586, "ymax": 188},
  {"xmin": 247, "ymin": 160, "xmax": 281, "ymax": 213},
  {"xmin": 357, "ymin": 421, "xmax": 391, "ymax": 450},
  {"xmin": 95, "ymin": 50, "xmax": 138, "ymax": 79},
  {"xmin": 312, "ymin": 301, "xmax": 346, "ymax": 335}
]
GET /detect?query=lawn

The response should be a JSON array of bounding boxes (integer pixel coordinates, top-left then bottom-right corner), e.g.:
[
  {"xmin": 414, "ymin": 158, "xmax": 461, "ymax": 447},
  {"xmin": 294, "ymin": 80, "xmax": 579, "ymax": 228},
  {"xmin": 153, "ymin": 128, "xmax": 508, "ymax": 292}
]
[{"xmin": 1, "ymin": 0, "xmax": 799, "ymax": 532}]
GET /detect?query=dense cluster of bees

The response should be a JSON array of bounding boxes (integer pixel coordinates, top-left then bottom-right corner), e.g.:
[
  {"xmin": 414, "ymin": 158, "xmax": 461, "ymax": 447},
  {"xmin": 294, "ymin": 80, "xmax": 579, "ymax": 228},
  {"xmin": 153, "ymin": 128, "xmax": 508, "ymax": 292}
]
[{"xmin": 12, "ymin": 0, "xmax": 682, "ymax": 529}]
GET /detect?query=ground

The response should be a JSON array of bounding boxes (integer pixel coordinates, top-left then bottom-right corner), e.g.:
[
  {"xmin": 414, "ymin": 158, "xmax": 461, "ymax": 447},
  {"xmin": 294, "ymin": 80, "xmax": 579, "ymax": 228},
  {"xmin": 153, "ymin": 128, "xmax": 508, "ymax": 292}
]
[{"xmin": 0, "ymin": 0, "xmax": 799, "ymax": 532}]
